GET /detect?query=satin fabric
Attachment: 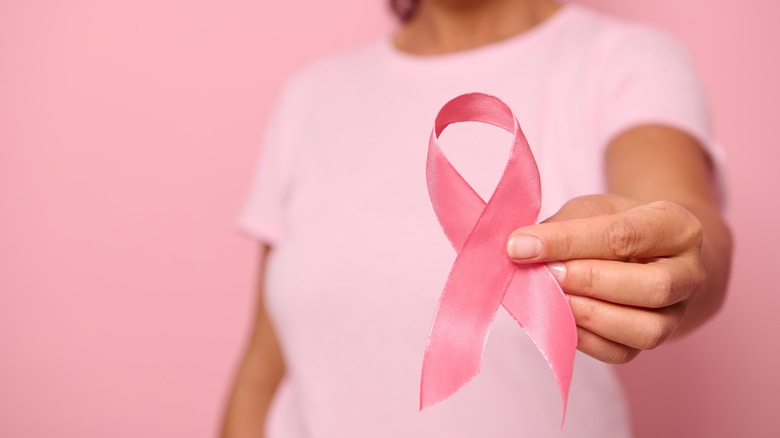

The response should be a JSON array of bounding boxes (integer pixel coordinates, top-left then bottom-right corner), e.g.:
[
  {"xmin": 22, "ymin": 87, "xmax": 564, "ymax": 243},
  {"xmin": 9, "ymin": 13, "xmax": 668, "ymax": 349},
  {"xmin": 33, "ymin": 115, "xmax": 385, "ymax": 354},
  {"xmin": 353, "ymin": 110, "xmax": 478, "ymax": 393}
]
[{"xmin": 421, "ymin": 93, "xmax": 577, "ymax": 423}]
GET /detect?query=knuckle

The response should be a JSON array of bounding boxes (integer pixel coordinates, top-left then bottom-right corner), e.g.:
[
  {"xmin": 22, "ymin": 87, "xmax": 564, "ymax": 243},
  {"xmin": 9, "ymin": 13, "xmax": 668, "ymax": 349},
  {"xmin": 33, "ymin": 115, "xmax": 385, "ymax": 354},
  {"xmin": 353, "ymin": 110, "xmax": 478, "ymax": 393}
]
[
  {"xmin": 645, "ymin": 200, "xmax": 677, "ymax": 212},
  {"xmin": 607, "ymin": 217, "xmax": 640, "ymax": 259},
  {"xmin": 682, "ymin": 258, "xmax": 707, "ymax": 300},
  {"xmin": 605, "ymin": 345, "xmax": 640, "ymax": 364},
  {"xmin": 649, "ymin": 201, "xmax": 704, "ymax": 250},
  {"xmin": 574, "ymin": 297, "xmax": 599, "ymax": 327},
  {"xmin": 574, "ymin": 262, "xmax": 597, "ymax": 295},
  {"xmin": 692, "ymin": 224, "xmax": 704, "ymax": 249},
  {"xmin": 640, "ymin": 318, "xmax": 672, "ymax": 350},
  {"xmin": 559, "ymin": 230, "xmax": 575, "ymax": 258},
  {"xmin": 649, "ymin": 267, "xmax": 678, "ymax": 307},
  {"xmin": 683, "ymin": 214, "xmax": 704, "ymax": 250}
]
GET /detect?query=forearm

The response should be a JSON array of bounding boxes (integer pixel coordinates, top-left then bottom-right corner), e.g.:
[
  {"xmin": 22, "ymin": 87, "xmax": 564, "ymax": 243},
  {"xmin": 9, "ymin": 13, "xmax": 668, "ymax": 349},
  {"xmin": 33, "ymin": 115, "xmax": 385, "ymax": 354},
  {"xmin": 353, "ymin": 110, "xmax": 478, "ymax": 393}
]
[
  {"xmin": 221, "ymin": 245, "xmax": 285, "ymax": 438},
  {"xmin": 220, "ymin": 343, "xmax": 284, "ymax": 438},
  {"xmin": 604, "ymin": 125, "xmax": 734, "ymax": 338}
]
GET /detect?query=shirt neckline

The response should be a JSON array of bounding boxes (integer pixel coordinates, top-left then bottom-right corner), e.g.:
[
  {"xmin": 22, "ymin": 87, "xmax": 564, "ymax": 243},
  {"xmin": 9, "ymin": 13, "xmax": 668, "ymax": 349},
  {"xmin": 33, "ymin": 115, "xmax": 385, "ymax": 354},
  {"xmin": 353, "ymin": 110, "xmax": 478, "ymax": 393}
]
[{"xmin": 378, "ymin": 3, "xmax": 579, "ymax": 77}]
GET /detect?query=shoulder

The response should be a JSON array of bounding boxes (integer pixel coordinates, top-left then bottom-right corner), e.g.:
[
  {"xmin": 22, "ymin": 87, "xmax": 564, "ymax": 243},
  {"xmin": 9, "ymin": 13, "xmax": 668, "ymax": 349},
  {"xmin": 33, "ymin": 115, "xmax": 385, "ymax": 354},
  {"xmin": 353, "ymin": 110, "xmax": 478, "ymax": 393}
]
[
  {"xmin": 277, "ymin": 40, "xmax": 386, "ymax": 103},
  {"xmin": 563, "ymin": 4, "xmax": 695, "ymax": 68}
]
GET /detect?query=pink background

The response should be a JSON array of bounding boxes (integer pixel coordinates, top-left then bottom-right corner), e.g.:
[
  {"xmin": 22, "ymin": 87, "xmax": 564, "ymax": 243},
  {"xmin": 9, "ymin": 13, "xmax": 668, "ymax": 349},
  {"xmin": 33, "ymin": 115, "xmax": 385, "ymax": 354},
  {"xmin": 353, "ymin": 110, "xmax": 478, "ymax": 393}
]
[{"xmin": 1, "ymin": 1, "xmax": 777, "ymax": 437}]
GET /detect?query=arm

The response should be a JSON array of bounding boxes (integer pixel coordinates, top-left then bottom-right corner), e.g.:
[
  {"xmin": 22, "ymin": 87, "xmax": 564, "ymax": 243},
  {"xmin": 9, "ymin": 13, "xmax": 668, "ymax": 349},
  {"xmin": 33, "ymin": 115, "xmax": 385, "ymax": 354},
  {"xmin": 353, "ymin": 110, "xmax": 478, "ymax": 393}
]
[
  {"xmin": 221, "ymin": 245, "xmax": 285, "ymax": 438},
  {"xmin": 605, "ymin": 125, "xmax": 732, "ymax": 337},
  {"xmin": 506, "ymin": 125, "xmax": 733, "ymax": 364}
]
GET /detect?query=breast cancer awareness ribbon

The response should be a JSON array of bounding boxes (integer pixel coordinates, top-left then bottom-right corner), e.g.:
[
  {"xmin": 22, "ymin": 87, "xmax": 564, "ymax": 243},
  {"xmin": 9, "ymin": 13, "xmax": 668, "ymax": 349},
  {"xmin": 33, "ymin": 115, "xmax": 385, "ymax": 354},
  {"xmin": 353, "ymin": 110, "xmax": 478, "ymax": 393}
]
[{"xmin": 421, "ymin": 93, "xmax": 577, "ymax": 423}]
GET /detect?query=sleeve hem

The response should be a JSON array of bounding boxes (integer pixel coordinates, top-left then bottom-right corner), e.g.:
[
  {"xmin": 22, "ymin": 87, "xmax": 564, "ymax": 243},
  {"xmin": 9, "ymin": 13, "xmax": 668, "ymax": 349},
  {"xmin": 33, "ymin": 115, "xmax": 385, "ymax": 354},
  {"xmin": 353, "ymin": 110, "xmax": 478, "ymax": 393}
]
[
  {"xmin": 234, "ymin": 216, "xmax": 283, "ymax": 245},
  {"xmin": 598, "ymin": 115, "xmax": 728, "ymax": 211}
]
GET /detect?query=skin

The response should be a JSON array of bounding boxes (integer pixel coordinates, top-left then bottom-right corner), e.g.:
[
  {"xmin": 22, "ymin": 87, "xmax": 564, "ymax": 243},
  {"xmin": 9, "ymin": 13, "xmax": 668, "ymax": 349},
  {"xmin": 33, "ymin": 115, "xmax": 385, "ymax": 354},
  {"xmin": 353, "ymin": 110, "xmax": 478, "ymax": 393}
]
[
  {"xmin": 221, "ymin": 245, "xmax": 284, "ymax": 438},
  {"xmin": 508, "ymin": 124, "xmax": 732, "ymax": 363},
  {"xmin": 394, "ymin": 0, "xmax": 561, "ymax": 55},
  {"xmin": 221, "ymin": 0, "xmax": 733, "ymax": 435}
]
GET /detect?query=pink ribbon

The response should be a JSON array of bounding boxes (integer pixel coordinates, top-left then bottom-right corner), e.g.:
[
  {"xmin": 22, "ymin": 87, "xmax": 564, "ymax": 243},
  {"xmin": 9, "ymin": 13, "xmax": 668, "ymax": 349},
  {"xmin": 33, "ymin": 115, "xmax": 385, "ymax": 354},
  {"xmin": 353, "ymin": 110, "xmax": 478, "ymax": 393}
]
[{"xmin": 420, "ymin": 93, "xmax": 577, "ymax": 423}]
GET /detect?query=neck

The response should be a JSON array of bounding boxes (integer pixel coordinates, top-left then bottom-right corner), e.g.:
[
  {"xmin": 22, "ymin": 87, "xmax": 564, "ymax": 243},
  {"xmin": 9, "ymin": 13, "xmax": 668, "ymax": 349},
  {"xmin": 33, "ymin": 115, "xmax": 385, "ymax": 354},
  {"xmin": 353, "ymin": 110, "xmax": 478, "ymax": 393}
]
[{"xmin": 394, "ymin": 0, "xmax": 560, "ymax": 55}]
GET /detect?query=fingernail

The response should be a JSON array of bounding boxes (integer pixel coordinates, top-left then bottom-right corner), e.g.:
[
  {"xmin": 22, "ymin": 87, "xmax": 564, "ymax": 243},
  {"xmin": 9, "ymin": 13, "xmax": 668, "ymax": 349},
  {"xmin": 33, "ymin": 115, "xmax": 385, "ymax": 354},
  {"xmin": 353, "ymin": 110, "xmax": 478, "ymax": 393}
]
[
  {"xmin": 547, "ymin": 262, "xmax": 566, "ymax": 283},
  {"xmin": 507, "ymin": 235, "xmax": 542, "ymax": 259}
]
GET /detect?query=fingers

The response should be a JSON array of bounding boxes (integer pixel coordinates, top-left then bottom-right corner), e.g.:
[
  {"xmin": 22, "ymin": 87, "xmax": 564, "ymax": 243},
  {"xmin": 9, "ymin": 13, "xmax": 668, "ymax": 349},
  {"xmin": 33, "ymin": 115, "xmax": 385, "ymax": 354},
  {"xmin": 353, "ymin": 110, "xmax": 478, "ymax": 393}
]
[
  {"xmin": 567, "ymin": 294, "xmax": 687, "ymax": 352},
  {"xmin": 508, "ymin": 201, "xmax": 703, "ymax": 262},
  {"xmin": 548, "ymin": 257, "xmax": 706, "ymax": 308},
  {"xmin": 548, "ymin": 256, "xmax": 700, "ymax": 361},
  {"xmin": 574, "ymin": 327, "xmax": 641, "ymax": 365},
  {"xmin": 505, "ymin": 197, "xmax": 706, "ymax": 364}
]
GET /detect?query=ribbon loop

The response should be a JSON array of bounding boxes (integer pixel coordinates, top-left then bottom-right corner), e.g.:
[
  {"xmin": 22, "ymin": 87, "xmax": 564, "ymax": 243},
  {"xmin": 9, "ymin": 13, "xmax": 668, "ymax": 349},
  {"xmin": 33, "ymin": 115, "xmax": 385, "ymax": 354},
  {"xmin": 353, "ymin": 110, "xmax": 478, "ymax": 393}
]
[{"xmin": 421, "ymin": 93, "xmax": 577, "ymax": 425}]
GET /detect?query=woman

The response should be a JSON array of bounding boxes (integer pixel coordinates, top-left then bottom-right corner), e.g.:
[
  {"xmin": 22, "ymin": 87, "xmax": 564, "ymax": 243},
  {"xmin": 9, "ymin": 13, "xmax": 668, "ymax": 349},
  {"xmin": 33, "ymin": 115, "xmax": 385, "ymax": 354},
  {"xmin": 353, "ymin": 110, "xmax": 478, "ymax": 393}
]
[{"xmin": 221, "ymin": 0, "xmax": 732, "ymax": 436}]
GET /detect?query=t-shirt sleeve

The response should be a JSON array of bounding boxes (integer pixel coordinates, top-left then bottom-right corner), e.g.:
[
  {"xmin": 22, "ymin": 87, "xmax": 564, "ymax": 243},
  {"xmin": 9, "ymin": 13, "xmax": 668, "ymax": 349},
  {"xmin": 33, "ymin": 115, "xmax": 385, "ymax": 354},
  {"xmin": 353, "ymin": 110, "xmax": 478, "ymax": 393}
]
[
  {"xmin": 597, "ymin": 26, "xmax": 711, "ymax": 145},
  {"xmin": 235, "ymin": 81, "xmax": 301, "ymax": 245},
  {"xmin": 596, "ymin": 25, "xmax": 727, "ymax": 204}
]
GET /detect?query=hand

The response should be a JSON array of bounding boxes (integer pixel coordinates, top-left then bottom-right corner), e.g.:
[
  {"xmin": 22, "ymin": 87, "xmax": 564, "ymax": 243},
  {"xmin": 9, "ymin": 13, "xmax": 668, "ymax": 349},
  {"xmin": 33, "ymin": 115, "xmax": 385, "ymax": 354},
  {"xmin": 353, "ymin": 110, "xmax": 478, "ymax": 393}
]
[{"xmin": 506, "ymin": 195, "xmax": 706, "ymax": 364}]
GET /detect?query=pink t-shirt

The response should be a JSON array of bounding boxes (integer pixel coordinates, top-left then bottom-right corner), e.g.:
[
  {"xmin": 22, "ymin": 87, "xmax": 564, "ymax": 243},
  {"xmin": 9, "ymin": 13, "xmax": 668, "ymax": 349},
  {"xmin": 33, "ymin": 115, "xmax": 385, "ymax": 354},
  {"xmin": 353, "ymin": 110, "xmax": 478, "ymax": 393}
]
[{"xmin": 237, "ymin": 4, "xmax": 713, "ymax": 437}]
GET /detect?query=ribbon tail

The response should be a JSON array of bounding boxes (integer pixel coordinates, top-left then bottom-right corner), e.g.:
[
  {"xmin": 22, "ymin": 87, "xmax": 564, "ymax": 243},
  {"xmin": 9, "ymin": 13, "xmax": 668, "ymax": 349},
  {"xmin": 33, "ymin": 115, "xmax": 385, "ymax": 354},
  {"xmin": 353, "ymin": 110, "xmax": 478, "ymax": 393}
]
[
  {"xmin": 419, "ymin": 234, "xmax": 516, "ymax": 410},
  {"xmin": 501, "ymin": 264, "xmax": 577, "ymax": 425}
]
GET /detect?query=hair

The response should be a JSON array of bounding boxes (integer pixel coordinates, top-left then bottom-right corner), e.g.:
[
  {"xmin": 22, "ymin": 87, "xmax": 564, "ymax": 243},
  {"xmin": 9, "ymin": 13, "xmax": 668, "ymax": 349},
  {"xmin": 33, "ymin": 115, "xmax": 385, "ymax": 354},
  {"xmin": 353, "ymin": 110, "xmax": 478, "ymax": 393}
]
[{"xmin": 390, "ymin": 0, "xmax": 420, "ymax": 22}]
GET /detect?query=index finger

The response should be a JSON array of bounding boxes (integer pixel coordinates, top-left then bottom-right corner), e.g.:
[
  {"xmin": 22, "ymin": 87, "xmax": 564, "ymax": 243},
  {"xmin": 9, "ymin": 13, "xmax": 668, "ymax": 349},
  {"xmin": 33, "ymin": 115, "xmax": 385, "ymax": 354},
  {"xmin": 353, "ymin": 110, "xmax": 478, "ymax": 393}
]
[{"xmin": 507, "ymin": 201, "xmax": 702, "ymax": 263}]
